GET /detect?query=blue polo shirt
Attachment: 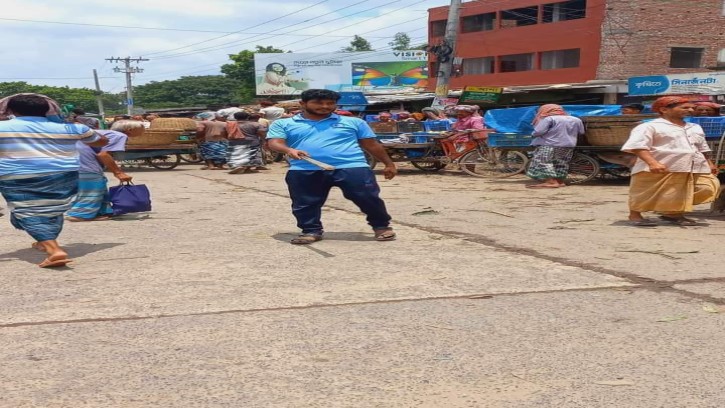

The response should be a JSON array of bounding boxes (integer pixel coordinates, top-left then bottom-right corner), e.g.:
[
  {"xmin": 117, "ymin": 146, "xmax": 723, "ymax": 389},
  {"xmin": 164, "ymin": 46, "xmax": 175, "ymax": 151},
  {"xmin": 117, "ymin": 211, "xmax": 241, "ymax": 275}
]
[{"xmin": 267, "ymin": 113, "xmax": 375, "ymax": 171}]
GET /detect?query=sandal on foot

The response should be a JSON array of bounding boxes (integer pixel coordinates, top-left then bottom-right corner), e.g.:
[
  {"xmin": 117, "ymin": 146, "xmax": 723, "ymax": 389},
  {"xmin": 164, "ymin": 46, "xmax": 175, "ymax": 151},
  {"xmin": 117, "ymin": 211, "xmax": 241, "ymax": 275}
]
[
  {"xmin": 228, "ymin": 167, "xmax": 248, "ymax": 174},
  {"xmin": 628, "ymin": 219, "xmax": 657, "ymax": 227},
  {"xmin": 291, "ymin": 233, "xmax": 323, "ymax": 245},
  {"xmin": 374, "ymin": 229, "xmax": 396, "ymax": 241},
  {"xmin": 39, "ymin": 257, "xmax": 73, "ymax": 268}
]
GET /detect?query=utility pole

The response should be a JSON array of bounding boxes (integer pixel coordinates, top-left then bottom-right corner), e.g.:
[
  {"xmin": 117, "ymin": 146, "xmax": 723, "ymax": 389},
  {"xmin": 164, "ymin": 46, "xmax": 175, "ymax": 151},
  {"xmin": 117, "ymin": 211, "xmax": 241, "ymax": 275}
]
[
  {"xmin": 106, "ymin": 57, "xmax": 149, "ymax": 116},
  {"xmin": 435, "ymin": 0, "xmax": 462, "ymax": 97},
  {"xmin": 92, "ymin": 69, "xmax": 105, "ymax": 122}
]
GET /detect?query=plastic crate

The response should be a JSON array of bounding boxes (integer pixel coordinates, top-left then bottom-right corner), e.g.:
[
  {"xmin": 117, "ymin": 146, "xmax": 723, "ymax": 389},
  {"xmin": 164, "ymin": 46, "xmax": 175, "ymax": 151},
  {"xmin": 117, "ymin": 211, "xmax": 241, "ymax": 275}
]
[
  {"xmin": 397, "ymin": 121, "xmax": 425, "ymax": 133},
  {"xmin": 487, "ymin": 133, "xmax": 533, "ymax": 147},
  {"xmin": 688, "ymin": 117, "xmax": 725, "ymax": 139},
  {"xmin": 423, "ymin": 120, "xmax": 452, "ymax": 131}
]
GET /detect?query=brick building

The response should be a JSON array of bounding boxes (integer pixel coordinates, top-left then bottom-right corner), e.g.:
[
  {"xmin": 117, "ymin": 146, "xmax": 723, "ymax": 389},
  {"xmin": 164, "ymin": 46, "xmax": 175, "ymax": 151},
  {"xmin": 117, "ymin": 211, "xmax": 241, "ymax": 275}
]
[{"xmin": 427, "ymin": 0, "xmax": 725, "ymax": 89}]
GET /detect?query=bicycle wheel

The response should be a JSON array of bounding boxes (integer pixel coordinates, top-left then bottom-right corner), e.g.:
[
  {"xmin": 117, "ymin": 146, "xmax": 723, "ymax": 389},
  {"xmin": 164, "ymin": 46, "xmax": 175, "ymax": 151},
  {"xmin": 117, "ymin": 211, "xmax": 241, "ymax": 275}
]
[
  {"xmin": 411, "ymin": 160, "xmax": 447, "ymax": 172},
  {"xmin": 567, "ymin": 153, "xmax": 600, "ymax": 184},
  {"xmin": 146, "ymin": 154, "xmax": 181, "ymax": 170},
  {"xmin": 180, "ymin": 151, "xmax": 203, "ymax": 163},
  {"xmin": 459, "ymin": 148, "xmax": 528, "ymax": 178}
]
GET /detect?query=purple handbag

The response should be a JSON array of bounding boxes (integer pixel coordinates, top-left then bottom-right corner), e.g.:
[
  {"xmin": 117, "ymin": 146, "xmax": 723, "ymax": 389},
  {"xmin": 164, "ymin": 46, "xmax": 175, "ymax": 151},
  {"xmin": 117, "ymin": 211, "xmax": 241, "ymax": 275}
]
[{"xmin": 109, "ymin": 182, "xmax": 152, "ymax": 216}]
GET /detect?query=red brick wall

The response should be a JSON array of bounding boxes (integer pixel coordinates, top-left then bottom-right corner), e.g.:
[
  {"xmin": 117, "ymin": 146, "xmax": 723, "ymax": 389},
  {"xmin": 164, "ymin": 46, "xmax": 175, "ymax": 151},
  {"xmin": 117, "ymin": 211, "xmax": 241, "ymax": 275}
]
[{"xmin": 597, "ymin": 0, "xmax": 724, "ymax": 79}]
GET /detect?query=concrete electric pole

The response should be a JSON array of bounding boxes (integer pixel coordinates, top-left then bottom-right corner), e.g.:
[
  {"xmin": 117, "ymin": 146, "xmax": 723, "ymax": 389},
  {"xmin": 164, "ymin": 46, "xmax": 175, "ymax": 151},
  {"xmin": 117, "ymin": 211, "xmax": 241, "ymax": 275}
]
[
  {"xmin": 106, "ymin": 57, "xmax": 149, "ymax": 116},
  {"xmin": 92, "ymin": 69, "xmax": 105, "ymax": 121},
  {"xmin": 435, "ymin": 0, "xmax": 462, "ymax": 97}
]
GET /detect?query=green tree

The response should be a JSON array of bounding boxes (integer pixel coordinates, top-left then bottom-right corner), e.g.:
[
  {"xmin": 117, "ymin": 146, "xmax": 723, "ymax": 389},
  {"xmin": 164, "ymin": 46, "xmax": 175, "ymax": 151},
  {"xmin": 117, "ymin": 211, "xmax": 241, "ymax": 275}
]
[
  {"xmin": 342, "ymin": 35, "xmax": 374, "ymax": 52},
  {"xmin": 0, "ymin": 81, "xmax": 124, "ymax": 114},
  {"xmin": 133, "ymin": 75, "xmax": 244, "ymax": 108},
  {"xmin": 388, "ymin": 32, "xmax": 411, "ymax": 50},
  {"xmin": 221, "ymin": 45, "xmax": 286, "ymax": 102}
]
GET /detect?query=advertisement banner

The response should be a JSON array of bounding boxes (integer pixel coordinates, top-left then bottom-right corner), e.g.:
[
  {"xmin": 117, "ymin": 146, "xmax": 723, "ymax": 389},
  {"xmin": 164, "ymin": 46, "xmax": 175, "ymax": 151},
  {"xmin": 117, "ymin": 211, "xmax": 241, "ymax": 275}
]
[
  {"xmin": 459, "ymin": 86, "xmax": 504, "ymax": 104},
  {"xmin": 254, "ymin": 51, "xmax": 429, "ymax": 96},
  {"xmin": 628, "ymin": 72, "xmax": 725, "ymax": 96}
]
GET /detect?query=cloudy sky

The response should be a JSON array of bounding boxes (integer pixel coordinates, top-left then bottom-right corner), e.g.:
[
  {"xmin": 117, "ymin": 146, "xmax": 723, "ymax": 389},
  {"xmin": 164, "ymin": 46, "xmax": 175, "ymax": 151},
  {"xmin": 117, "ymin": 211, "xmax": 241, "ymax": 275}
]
[{"xmin": 0, "ymin": 0, "xmax": 448, "ymax": 93}]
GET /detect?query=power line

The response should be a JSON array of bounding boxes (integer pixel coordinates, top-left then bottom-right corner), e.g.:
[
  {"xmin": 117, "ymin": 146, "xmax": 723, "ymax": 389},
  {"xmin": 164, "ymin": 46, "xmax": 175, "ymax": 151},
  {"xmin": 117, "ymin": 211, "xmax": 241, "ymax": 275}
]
[
  {"xmin": 0, "ymin": 77, "xmax": 115, "ymax": 80},
  {"xmin": 142, "ymin": 0, "xmax": 331, "ymax": 57},
  {"xmin": 149, "ymin": 0, "xmax": 397, "ymax": 60}
]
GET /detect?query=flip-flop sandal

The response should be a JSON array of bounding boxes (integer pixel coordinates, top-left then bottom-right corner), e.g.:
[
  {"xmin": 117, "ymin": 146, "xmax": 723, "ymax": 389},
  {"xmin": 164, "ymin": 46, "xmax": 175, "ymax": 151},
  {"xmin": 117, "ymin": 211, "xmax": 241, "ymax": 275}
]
[
  {"xmin": 39, "ymin": 258, "xmax": 73, "ymax": 268},
  {"xmin": 526, "ymin": 184, "xmax": 561, "ymax": 189},
  {"xmin": 228, "ymin": 167, "xmax": 248, "ymax": 174},
  {"xmin": 291, "ymin": 234, "xmax": 323, "ymax": 245},
  {"xmin": 628, "ymin": 219, "xmax": 658, "ymax": 227},
  {"xmin": 374, "ymin": 229, "xmax": 397, "ymax": 241}
]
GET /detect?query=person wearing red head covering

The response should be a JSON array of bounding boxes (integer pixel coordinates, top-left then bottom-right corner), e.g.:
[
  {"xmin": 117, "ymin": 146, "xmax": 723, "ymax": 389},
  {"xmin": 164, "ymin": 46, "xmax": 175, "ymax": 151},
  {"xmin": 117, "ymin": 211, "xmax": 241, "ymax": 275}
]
[
  {"xmin": 621, "ymin": 96, "xmax": 720, "ymax": 226},
  {"xmin": 693, "ymin": 102, "xmax": 721, "ymax": 117},
  {"xmin": 525, "ymin": 104, "xmax": 584, "ymax": 188}
]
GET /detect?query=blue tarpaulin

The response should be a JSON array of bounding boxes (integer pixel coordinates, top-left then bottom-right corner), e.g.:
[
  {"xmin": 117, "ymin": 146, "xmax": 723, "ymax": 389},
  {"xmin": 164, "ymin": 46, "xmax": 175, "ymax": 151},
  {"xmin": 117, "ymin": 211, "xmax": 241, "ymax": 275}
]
[{"xmin": 483, "ymin": 105, "xmax": 623, "ymax": 134}]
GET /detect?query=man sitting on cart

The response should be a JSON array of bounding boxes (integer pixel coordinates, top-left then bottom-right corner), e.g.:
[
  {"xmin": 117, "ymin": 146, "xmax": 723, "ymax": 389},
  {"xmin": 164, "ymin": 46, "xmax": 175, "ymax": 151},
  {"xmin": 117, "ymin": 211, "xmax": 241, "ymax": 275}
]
[{"xmin": 66, "ymin": 120, "xmax": 142, "ymax": 222}]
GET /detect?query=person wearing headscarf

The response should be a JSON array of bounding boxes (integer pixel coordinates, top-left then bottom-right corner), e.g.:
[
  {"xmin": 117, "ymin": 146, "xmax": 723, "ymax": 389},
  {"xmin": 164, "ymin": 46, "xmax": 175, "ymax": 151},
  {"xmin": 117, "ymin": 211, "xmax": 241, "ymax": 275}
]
[
  {"xmin": 525, "ymin": 104, "xmax": 584, "ymax": 189},
  {"xmin": 66, "ymin": 120, "xmax": 143, "ymax": 222},
  {"xmin": 0, "ymin": 93, "xmax": 108, "ymax": 267},
  {"xmin": 451, "ymin": 105, "xmax": 484, "ymax": 131},
  {"xmin": 621, "ymin": 96, "xmax": 720, "ymax": 226},
  {"xmin": 195, "ymin": 112, "xmax": 229, "ymax": 170},
  {"xmin": 693, "ymin": 102, "xmax": 721, "ymax": 117}
]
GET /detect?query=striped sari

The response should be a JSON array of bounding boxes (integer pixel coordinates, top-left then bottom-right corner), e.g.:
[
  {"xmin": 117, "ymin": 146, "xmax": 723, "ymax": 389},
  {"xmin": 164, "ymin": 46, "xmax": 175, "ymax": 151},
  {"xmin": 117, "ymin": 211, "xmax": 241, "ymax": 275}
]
[
  {"xmin": 0, "ymin": 171, "xmax": 78, "ymax": 242},
  {"xmin": 199, "ymin": 140, "xmax": 229, "ymax": 165},
  {"xmin": 66, "ymin": 172, "xmax": 113, "ymax": 220}
]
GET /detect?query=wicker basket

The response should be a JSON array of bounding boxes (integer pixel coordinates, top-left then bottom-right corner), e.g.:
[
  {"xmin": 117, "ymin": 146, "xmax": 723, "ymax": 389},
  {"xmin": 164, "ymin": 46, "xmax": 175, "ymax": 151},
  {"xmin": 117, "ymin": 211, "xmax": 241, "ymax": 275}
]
[
  {"xmin": 583, "ymin": 115, "xmax": 654, "ymax": 146},
  {"xmin": 150, "ymin": 117, "xmax": 198, "ymax": 131},
  {"xmin": 127, "ymin": 128, "xmax": 183, "ymax": 146}
]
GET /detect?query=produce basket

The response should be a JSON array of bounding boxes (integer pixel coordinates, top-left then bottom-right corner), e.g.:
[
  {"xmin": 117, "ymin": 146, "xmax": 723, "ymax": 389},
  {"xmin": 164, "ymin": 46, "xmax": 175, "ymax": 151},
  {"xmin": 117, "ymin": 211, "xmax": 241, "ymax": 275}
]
[
  {"xmin": 150, "ymin": 117, "xmax": 198, "ymax": 131},
  {"xmin": 127, "ymin": 128, "xmax": 183, "ymax": 146},
  {"xmin": 582, "ymin": 115, "xmax": 654, "ymax": 146}
]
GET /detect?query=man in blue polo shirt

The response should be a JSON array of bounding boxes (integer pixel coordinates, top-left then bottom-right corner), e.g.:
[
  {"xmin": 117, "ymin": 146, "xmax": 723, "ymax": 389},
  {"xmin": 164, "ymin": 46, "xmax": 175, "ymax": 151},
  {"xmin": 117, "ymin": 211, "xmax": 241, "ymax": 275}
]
[{"xmin": 267, "ymin": 89, "xmax": 397, "ymax": 244}]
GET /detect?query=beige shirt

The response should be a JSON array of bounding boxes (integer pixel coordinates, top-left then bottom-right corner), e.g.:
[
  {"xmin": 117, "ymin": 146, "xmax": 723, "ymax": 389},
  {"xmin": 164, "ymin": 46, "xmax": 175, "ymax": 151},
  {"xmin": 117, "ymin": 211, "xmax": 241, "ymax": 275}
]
[
  {"xmin": 622, "ymin": 118, "xmax": 711, "ymax": 174},
  {"xmin": 196, "ymin": 120, "xmax": 228, "ymax": 142}
]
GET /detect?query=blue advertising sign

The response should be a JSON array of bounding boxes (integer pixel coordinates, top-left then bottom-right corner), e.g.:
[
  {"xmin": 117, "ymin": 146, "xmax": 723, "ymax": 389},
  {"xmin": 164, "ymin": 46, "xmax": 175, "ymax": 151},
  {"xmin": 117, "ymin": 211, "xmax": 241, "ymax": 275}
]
[
  {"xmin": 338, "ymin": 92, "xmax": 368, "ymax": 105},
  {"xmin": 629, "ymin": 72, "xmax": 725, "ymax": 96}
]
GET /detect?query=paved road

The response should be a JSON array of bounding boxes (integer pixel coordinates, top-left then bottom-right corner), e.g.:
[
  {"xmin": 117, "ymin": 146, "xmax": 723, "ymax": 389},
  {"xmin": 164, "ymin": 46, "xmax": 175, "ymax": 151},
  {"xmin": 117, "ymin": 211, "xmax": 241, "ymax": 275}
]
[{"xmin": 1, "ymin": 164, "xmax": 724, "ymax": 407}]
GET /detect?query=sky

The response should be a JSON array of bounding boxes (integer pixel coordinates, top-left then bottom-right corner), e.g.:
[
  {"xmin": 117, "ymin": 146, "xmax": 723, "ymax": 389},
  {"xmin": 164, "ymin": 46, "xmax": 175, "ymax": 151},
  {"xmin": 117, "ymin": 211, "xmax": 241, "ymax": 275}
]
[{"xmin": 0, "ymin": 0, "xmax": 449, "ymax": 93}]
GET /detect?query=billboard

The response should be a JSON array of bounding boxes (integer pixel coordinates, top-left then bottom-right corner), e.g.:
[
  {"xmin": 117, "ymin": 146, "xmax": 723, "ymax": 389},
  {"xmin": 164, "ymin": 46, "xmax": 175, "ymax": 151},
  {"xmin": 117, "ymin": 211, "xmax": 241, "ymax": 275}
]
[
  {"xmin": 254, "ymin": 51, "xmax": 429, "ymax": 96},
  {"xmin": 628, "ymin": 71, "xmax": 725, "ymax": 96}
]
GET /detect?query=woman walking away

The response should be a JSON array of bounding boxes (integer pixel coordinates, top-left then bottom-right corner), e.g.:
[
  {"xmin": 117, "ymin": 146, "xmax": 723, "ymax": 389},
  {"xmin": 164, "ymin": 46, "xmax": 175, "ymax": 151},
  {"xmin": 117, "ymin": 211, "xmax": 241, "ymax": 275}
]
[
  {"xmin": 526, "ymin": 104, "xmax": 584, "ymax": 189},
  {"xmin": 622, "ymin": 96, "xmax": 720, "ymax": 227},
  {"xmin": 0, "ymin": 93, "xmax": 107, "ymax": 267},
  {"xmin": 228, "ymin": 111, "xmax": 268, "ymax": 174},
  {"xmin": 195, "ymin": 112, "xmax": 229, "ymax": 170}
]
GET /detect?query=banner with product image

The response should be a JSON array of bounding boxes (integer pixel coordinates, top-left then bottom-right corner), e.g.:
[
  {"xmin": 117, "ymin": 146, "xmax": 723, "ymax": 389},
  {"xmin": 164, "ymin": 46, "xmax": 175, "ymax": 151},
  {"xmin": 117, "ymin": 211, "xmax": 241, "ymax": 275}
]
[{"xmin": 254, "ymin": 51, "xmax": 429, "ymax": 96}]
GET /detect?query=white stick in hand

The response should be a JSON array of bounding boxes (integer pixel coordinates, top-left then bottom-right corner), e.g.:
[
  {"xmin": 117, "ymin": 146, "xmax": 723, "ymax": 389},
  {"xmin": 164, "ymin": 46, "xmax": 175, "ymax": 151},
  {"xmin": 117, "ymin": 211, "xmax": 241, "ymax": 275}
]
[{"xmin": 301, "ymin": 156, "xmax": 335, "ymax": 170}]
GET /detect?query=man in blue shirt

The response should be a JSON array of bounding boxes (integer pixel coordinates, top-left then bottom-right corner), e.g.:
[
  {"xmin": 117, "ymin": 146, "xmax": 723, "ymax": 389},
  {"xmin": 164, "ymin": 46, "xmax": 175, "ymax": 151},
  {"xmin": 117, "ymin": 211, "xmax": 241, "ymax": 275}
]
[{"xmin": 267, "ymin": 89, "xmax": 397, "ymax": 244}]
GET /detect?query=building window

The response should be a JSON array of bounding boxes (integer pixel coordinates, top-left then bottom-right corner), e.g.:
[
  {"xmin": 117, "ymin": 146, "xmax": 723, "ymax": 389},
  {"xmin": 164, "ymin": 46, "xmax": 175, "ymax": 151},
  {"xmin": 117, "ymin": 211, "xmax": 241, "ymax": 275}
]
[
  {"xmin": 718, "ymin": 49, "xmax": 725, "ymax": 67},
  {"xmin": 500, "ymin": 53, "xmax": 534, "ymax": 72},
  {"xmin": 541, "ymin": 49, "xmax": 581, "ymax": 69},
  {"xmin": 543, "ymin": 0, "xmax": 586, "ymax": 22},
  {"xmin": 461, "ymin": 13, "xmax": 496, "ymax": 33},
  {"xmin": 430, "ymin": 20, "xmax": 447, "ymax": 37},
  {"xmin": 500, "ymin": 7, "xmax": 539, "ymax": 28},
  {"xmin": 669, "ymin": 47, "xmax": 704, "ymax": 68},
  {"xmin": 463, "ymin": 57, "xmax": 495, "ymax": 75}
]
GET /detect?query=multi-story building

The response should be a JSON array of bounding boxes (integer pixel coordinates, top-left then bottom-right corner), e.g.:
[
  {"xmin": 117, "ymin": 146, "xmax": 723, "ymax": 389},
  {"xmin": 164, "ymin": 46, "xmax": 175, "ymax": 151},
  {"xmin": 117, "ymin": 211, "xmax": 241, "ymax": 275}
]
[{"xmin": 427, "ymin": 0, "xmax": 724, "ymax": 89}]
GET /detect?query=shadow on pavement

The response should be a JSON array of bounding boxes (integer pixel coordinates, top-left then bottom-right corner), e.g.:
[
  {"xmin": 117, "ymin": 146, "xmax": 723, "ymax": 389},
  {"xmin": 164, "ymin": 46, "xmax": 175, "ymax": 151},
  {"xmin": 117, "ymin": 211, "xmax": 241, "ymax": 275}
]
[
  {"xmin": 272, "ymin": 231, "xmax": 373, "ymax": 243},
  {"xmin": 0, "ymin": 242, "xmax": 125, "ymax": 266}
]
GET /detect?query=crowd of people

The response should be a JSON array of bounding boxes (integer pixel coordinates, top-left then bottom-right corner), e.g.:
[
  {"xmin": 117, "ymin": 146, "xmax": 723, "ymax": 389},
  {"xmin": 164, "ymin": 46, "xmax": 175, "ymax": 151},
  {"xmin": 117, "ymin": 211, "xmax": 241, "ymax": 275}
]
[{"xmin": 0, "ymin": 89, "xmax": 723, "ymax": 267}]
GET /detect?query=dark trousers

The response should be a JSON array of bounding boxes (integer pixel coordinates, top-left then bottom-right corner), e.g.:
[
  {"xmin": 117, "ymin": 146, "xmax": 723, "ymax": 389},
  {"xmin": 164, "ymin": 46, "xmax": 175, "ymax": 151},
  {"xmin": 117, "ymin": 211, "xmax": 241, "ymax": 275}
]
[{"xmin": 285, "ymin": 168, "xmax": 392, "ymax": 234}]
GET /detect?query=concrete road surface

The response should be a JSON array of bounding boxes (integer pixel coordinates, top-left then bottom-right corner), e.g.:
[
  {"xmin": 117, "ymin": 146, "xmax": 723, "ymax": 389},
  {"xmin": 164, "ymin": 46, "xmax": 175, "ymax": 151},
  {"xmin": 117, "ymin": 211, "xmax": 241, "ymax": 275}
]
[{"xmin": 1, "ymin": 163, "xmax": 724, "ymax": 407}]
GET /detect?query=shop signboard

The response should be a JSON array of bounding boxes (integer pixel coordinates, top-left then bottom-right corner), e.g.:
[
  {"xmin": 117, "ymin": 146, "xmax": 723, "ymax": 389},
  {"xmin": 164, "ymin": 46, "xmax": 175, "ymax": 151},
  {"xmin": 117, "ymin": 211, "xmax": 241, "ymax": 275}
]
[
  {"xmin": 628, "ymin": 71, "xmax": 725, "ymax": 96},
  {"xmin": 458, "ymin": 86, "xmax": 504, "ymax": 104},
  {"xmin": 254, "ymin": 51, "xmax": 429, "ymax": 96}
]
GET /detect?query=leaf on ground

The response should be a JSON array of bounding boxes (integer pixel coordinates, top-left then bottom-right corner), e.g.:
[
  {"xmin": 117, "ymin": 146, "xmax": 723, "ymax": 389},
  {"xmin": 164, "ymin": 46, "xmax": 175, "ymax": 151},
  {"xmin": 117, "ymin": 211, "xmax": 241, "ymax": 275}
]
[
  {"xmin": 469, "ymin": 295, "xmax": 493, "ymax": 299},
  {"xmin": 594, "ymin": 380, "xmax": 635, "ymax": 386},
  {"xmin": 412, "ymin": 210, "xmax": 439, "ymax": 216},
  {"xmin": 702, "ymin": 304, "xmax": 721, "ymax": 314},
  {"xmin": 656, "ymin": 315, "xmax": 687, "ymax": 322}
]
